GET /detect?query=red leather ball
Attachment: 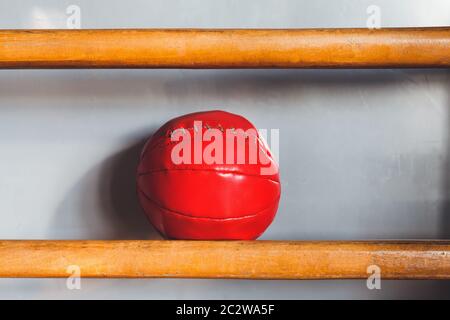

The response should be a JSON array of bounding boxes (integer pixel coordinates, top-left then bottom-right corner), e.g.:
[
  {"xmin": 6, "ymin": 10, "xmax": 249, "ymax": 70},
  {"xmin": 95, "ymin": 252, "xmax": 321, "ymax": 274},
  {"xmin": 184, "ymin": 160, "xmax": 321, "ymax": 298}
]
[{"xmin": 137, "ymin": 110, "xmax": 281, "ymax": 240}]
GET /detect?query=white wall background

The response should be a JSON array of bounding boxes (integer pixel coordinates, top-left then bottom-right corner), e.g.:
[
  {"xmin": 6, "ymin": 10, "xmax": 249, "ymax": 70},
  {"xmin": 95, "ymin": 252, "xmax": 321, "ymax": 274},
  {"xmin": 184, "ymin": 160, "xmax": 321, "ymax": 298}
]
[{"xmin": 0, "ymin": 0, "xmax": 449, "ymax": 299}]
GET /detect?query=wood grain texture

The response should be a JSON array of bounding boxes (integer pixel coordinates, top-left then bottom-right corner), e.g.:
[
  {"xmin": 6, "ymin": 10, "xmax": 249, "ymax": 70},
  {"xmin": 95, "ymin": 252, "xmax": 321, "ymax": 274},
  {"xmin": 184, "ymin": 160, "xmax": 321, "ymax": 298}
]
[
  {"xmin": 0, "ymin": 28, "xmax": 449, "ymax": 68},
  {"xmin": 0, "ymin": 240, "xmax": 449, "ymax": 279}
]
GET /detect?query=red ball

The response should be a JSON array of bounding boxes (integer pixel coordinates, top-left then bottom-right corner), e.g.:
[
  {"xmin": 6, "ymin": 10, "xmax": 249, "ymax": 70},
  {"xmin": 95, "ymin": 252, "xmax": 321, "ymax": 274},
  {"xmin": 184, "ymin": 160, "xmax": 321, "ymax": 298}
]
[{"xmin": 137, "ymin": 110, "xmax": 281, "ymax": 240}]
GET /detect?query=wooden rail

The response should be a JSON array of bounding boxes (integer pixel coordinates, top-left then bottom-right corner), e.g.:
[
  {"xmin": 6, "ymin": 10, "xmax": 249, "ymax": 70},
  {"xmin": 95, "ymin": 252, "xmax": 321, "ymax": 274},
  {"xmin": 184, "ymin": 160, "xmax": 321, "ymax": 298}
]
[
  {"xmin": 0, "ymin": 240, "xmax": 449, "ymax": 279},
  {"xmin": 0, "ymin": 28, "xmax": 449, "ymax": 69}
]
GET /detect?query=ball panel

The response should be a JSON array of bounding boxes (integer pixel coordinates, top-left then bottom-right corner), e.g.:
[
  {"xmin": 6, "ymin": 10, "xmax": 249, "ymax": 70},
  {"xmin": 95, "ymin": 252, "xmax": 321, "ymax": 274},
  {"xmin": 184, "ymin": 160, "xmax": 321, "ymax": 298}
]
[
  {"xmin": 138, "ymin": 169, "xmax": 280, "ymax": 219},
  {"xmin": 138, "ymin": 188, "xmax": 279, "ymax": 240},
  {"xmin": 137, "ymin": 110, "xmax": 279, "ymax": 182},
  {"xmin": 139, "ymin": 110, "xmax": 254, "ymax": 161}
]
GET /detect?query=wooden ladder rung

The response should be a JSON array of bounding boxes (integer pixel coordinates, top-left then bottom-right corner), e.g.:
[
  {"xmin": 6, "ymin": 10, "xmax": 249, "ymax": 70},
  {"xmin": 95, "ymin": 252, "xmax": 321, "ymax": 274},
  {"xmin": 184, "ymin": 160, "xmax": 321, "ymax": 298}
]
[
  {"xmin": 0, "ymin": 240, "xmax": 449, "ymax": 279},
  {"xmin": 0, "ymin": 28, "xmax": 449, "ymax": 69}
]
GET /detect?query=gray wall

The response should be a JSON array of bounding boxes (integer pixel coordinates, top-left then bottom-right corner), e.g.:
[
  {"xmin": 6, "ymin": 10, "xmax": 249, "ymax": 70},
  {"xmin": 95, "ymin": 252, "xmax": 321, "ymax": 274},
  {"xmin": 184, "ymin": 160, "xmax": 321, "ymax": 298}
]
[{"xmin": 0, "ymin": 0, "xmax": 449, "ymax": 299}]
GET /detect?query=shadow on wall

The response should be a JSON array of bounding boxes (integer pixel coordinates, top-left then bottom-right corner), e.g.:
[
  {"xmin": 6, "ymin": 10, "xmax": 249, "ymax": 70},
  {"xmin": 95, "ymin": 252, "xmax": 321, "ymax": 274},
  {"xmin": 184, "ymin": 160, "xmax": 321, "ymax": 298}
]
[
  {"xmin": 49, "ymin": 133, "xmax": 162, "ymax": 240},
  {"xmin": 1, "ymin": 70, "xmax": 449, "ymax": 106}
]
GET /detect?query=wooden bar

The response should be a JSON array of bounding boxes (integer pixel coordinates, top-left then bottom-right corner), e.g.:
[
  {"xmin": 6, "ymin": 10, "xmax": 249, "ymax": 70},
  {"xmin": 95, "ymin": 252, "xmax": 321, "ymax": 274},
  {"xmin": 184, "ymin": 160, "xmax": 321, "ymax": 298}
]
[
  {"xmin": 0, "ymin": 28, "xmax": 449, "ymax": 69},
  {"xmin": 0, "ymin": 240, "xmax": 449, "ymax": 279}
]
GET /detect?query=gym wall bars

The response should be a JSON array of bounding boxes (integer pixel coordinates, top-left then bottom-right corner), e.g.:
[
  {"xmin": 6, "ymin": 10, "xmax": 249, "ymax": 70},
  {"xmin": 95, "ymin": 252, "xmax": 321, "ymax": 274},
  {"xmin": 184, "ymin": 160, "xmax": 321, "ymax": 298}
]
[{"xmin": 0, "ymin": 27, "xmax": 449, "ymax": 279}]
